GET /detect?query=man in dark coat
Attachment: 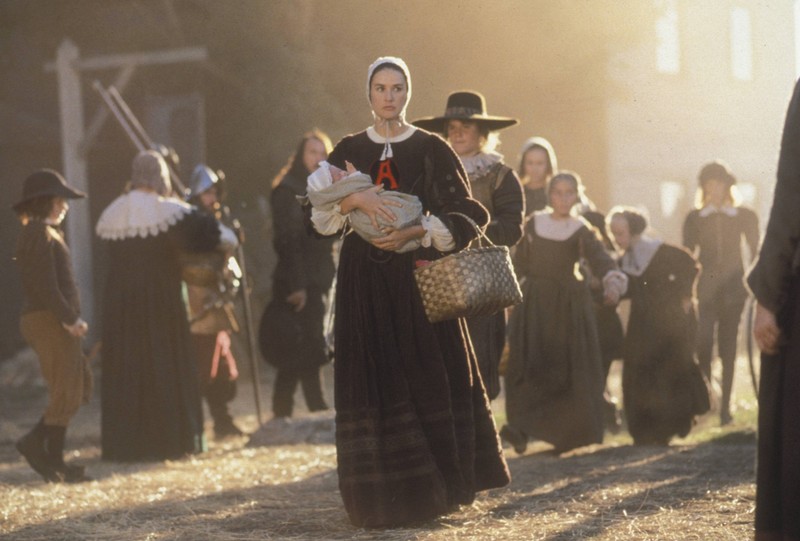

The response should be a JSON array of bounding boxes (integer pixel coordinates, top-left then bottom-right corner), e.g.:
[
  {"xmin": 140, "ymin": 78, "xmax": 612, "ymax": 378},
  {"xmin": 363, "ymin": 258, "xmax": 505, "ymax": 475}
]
[{"xmin": 748, "ymin": 78, "xmax": 800, "ymax": 541}]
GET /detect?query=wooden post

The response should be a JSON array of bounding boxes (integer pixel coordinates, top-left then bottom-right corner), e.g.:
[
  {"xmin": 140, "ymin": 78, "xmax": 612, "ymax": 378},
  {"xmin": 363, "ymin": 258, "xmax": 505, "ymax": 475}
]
[{"xmin": 55, "ymin": 39, "xmax": 94, "ymax": 330}]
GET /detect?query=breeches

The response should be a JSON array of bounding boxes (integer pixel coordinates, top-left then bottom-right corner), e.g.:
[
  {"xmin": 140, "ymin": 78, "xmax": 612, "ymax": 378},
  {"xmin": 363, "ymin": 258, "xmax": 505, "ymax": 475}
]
[
  {"xmin": 696, "ymin": 297, "xmax": 745, "ymax": 369},
  {"xmin": 20, "ymin": 311, "xmax": 90, "ymax": 426}
]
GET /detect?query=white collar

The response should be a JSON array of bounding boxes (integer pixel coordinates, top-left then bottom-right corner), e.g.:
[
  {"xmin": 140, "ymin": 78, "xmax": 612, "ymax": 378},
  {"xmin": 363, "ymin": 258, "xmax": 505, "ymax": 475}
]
[
  {"xmin": 532, "ymin": 211, "xmax": 586, "ymax": 241},
  {"xmin": 620, "ymin": 236, "xmax": 663, "ymax": 276},
  {"xmin": 96, "ymin": 190, "xmax": 192, "ymax": 240},
  {"xmin": 366, "ymin": 126, "xmax": 417, "ymax": 144},
  {"xmin": 699, "ymin": 204, "xmax": 738, "ymax": 218},
  {"xmin": 460, "ymin": 151, "xmax": 503, "ymax": 177}
]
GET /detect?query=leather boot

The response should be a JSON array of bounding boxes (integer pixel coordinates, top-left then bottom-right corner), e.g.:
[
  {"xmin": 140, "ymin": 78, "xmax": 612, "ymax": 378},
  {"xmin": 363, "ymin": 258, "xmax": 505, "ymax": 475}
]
[
  {"xmin": 45, "ymin": 425, "xmax": 90, "ymax": 483},
  {"xmin": 16, "ymin": 419, "xmax": 62, "ymax": 483}
]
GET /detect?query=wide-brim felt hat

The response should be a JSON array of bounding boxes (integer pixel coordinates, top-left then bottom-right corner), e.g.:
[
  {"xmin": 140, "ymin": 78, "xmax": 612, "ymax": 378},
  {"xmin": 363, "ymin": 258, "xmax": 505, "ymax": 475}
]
[
  {"xmin": 412, "ymin": 90, "xmax": 519, "ymax": 134},
  {"xmin": 13, "ymin": 169, "xmax": 86, "ymax": 210}
]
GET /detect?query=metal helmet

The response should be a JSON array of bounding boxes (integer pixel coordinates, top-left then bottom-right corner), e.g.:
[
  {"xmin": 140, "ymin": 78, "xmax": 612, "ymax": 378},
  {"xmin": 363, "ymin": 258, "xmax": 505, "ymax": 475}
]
[{"xmin": 189, "ymin": 164, "xmax": 221, "ymax": 200}]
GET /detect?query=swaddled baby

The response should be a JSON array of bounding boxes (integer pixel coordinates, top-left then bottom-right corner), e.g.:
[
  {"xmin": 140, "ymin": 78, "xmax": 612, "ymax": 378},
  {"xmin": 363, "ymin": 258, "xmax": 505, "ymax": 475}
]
[{"xmin": 307, "ymin": 161, "xmax": 423, "ymax": 253}]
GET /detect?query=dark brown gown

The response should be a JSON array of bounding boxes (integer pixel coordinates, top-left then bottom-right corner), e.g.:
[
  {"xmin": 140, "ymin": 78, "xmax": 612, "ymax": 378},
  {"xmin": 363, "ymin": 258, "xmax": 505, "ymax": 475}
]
[{"xmin": 326, "ymin": 128, "xmax": 510, "ymax": 528}]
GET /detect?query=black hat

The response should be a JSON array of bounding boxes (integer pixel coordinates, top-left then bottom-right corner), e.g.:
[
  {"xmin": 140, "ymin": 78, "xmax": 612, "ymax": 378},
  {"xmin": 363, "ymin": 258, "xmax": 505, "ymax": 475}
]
[
  {"xmin": 698, "ymin": 160, "xmax": 736, "ymax": 187},
  {"xmin": 12, "ymin": 169, "xmax": 86, "ymax": 211},
  {"xmin": 412, "ymin": 91, "xmax": 519, "ymax": 134}
]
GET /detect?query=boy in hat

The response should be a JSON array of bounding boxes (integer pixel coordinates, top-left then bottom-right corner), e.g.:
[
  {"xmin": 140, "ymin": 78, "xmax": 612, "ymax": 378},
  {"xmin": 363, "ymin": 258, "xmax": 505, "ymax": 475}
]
[{"xmin": 13, "ymin": 169, "xmax": 91, "ymax": 483}]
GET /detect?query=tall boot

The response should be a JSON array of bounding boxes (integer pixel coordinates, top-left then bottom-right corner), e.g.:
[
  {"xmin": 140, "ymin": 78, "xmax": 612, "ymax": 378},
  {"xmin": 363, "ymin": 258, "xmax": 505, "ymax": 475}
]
[
  {"xmin": 16, "ymin": 419, "xmax": 61, "ymax": 483},
  {"xmin": 45, "ymin": 425, "xmax": 90, "ymax": 483}
]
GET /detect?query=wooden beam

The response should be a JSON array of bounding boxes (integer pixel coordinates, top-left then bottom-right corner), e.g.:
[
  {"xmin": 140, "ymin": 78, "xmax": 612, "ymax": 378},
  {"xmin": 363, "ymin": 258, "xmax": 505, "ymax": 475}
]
[{"xmin": 45, "ymin": 46, "xmax": 207, "ymax": 72}]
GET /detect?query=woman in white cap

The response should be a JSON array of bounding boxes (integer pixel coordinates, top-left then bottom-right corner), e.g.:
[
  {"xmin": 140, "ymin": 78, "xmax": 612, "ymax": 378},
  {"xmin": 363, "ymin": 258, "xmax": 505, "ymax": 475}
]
[
  {"xmin": 413, "ymin": 90, "xmax": 524, "ymax": 400},
  {"xmin": 518, "ymin": 136, "xmax": 558, "ymax": 216},
  {"xmin": 310, "ymin": 57, "xmax": 509, "ymax": 528},
  {"xmin": 13, "ymin": 169, "xmax": 91, "ymax": 483}
]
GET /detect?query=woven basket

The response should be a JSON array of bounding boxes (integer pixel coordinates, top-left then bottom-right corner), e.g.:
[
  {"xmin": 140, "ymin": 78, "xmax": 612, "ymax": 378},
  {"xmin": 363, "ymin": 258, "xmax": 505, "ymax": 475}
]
[{"xmin": 414, "ymin": 213, "xmax": 522, "ymax": 323}]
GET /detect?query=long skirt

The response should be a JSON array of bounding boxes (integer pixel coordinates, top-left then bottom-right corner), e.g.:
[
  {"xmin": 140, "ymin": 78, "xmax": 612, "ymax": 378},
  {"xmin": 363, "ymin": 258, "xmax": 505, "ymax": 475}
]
[{"xmin": 333, "ymin": 236, "xmax": 510, "ymax": 528}]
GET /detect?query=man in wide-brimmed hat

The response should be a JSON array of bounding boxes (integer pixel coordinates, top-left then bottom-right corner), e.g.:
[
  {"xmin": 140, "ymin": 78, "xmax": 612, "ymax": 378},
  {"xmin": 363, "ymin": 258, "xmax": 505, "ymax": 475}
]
[
  {"xmin": 13, "ymin": 169, "xmax": 92, "ymax": 483},
  {"xmin": 414, "ymin": 90, "xmax": 524, "ymax": 402}
]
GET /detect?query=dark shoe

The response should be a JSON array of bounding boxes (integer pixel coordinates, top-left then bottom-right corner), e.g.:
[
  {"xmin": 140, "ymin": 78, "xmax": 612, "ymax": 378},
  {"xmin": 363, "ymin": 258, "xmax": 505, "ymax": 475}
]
[
  {"xmin": 499, "ymin": 425, "xmax": 528, "ymax": 455},
  {"xmin": 44, "ymin": 425, "xmax": 91, "ymax": 483},
  {"xmin": 16, "ymin": 423, "xmax": 62, "ymax": 483},
  {"xmin": 56, "ymin": 464, "xmax": 92, "ymax": 483},
  {"xmin": 214, "ymin": 420, "xmax": 246, "ymax": 439}
]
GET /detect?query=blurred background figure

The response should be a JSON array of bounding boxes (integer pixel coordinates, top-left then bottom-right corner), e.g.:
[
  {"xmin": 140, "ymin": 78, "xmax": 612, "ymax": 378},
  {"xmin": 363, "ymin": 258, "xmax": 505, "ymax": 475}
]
[
  {"xmin": 578, "ymin": 195, "xmax": 626, "ymax": 433},
  {"xmin": 96, "ymin": 150, "xmax": 229, "ymax": 461},
  {"xmin": 683, "ymin": 160, "xmax": 759, "ymax": 426},
  {"xmin": 502, "ymin": 171, "xmax": 627, "ymax": 455},
  {"xmin": 517, "ymin": 136, "xmax": 557, "ymax": 216},
  {"xmin": 259, "ymin": 130, "xmax": 335, "ymax": 421},
  {"xmin": 413, "ymin": 90, "xmax": 524, "ymax": 400},
  {"xmin": 609, "ymin": 206, "xmax": 709, "ymax": 446},
  {"xmin": 13, "ymin": 169, "xmax": 91, "ymax": 483},
  {"xmin": 186, "ymin": 164, "xmax": 245, "ymax": 439}
]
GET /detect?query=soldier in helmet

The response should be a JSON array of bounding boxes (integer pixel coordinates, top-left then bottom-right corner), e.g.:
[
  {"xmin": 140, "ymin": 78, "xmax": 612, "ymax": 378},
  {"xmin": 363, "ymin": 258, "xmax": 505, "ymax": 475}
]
[{"xmin": 186, "ymin": 164, "xmax": 245, "ymax": 438}]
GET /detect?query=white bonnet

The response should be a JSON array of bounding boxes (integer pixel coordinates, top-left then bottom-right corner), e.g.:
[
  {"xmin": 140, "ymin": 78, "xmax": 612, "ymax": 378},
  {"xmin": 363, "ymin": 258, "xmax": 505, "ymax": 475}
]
[{"xmin": 366, "ymin": 56, "xmax": 412, "ymax": 108}]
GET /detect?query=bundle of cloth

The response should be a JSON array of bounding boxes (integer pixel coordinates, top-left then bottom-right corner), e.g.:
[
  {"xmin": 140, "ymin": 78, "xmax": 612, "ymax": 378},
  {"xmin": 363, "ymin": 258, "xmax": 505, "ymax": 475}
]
[{"xmin": 306, "ymin": 161, "xmax": 423, "ymax": 253}]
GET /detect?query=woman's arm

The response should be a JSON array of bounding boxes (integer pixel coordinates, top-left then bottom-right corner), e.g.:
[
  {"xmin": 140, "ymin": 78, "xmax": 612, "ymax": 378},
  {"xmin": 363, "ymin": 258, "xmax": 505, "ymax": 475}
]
[
  {"xmin": 486, "ymin": 168, "xmax": 525, "ymax": 247},
  {"xmin": 748, "ymin": 79, "xmax": 800, "ymax": 316},
  {"xmin": 422, "ymin": 137, "xmax": 489, "ymax": 251}
]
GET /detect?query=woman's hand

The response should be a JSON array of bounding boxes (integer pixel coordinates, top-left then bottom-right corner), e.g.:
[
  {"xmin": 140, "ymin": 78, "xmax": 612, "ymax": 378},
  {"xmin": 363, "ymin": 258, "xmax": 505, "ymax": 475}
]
[
  {"xmin": 372, "ymin": 224, "xmax": 425, "ymax": 252},
  {"xmin": 602, "ymin": 289, "xmax": 619, "ymax": 306},
  {"xmin": 63, "ymin": 318, "xmax": 89, "ymax": 338},
  {"xmin": 754, "ymin": 301, "xmax": 781, "ymax": 355},
  {"xmin": 340, "ymin": 186, "xmax": 401, "ymax": 230},
  {"xmin": 286, "ymin": 289, "xmax": 307, "ymax": 312},
  {"xmin": 681, "ymin": 297, "xmax": 694, "ymax": 315}
]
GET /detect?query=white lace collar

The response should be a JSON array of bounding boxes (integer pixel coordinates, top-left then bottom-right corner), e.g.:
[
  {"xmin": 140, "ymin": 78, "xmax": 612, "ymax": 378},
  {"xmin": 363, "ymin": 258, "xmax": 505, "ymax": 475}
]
[
  {"xmin": 620, "ymin": 236, "xmax": 663, "ymax": 277},
  {"xmin": 699, "ymin": 204, "xmax": 738, "ymax": 218},
  {"xmin": 532, "ymin": 211, "xmax": 586, "ymax": 241},
  {"xmin": 96, "ymin": 190, "xmax": 192, "ymax": 240},
  {"xmin": 460, "ymin": 151, "xmax": 503, "ymax": 177}
]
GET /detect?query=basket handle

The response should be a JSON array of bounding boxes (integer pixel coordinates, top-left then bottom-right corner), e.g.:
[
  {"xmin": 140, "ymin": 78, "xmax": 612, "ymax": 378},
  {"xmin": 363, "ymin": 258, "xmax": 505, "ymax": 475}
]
[{"xmin": 447, "ymin": 211, "xmax": 496, "ymax": 247}]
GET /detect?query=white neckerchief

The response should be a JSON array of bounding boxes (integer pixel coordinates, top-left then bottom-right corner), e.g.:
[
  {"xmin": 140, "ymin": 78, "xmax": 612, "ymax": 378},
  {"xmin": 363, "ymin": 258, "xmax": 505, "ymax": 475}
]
[
  {"xmin": 532, "ymin": 211, "xmax": 585, "ymax": 241},
  {"xmin": 620, "ymin": 235, "xmax": 663, "ymax": 277},
  {"xmin": 460, "ymin": 150, "xmax": 503, "ymax": 178},
  {"xmin": 366, "ymin": 125, "xmax": 417, "ymax": 160},
  {"xmin": 96, "ymin": 189, "xmax": 192, "ymax": 240},
  {"xmin": 699, "ymin": 204, "xmax": 738, "ymax": 218}
]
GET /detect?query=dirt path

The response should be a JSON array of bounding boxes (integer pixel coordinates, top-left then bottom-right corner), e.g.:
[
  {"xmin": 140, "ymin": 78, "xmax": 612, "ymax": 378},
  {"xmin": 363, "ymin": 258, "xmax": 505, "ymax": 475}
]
[{"xmin": 0, "ymin": 354, "xmax": 757, "ymax": 540}]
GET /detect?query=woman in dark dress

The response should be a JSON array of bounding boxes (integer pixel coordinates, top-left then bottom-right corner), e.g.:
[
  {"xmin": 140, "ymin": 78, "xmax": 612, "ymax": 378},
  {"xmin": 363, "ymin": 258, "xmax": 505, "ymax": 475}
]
[
  {"xmin": 748, "ymin": 78, "xmax": 800, "ymax": 541},
  {"xmin": 683, "ymin": 160, "xmax": 759, "ymax": 425},
  {"xmin": 501, "ymin": 171, "xmax": 627, "ymax": 455},
  {"xmin": 311, "ymin": 56, "xmax": 509, "ymax": 528},
  {"xmin": 517, "ymin": 136, "xmax": 557, "ymax": 216},
  {"xmin": 608, "ymin": 207, "xmax": 709, "ymax": 445},
  {"xmin": 260, "ymin": 130, "xmax": 336, "ymax": 420},
  {"xmin": 96, "ymin": 150, "xmax": 227, "ymax": 461},
  {"xmin": 412, "ymin": 90, "xmax": 524, "ymax": 400}
]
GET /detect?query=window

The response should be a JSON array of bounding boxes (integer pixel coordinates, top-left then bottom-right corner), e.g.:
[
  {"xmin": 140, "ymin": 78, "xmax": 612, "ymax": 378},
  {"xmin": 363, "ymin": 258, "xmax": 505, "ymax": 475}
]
[
  {"xmin": 655, "ymin": 0, "xmax": 680, "ymax": 74},
  {"xmin": 731, "ymin": 7, "xmax": 753, "ymax": 81}
]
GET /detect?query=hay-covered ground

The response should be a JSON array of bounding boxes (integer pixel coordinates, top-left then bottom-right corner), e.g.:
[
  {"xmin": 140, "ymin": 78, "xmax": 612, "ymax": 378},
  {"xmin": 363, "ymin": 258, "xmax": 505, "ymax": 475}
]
[{"xmin": 0, "ymin": 352, "xmax": 758, "ymax": 540}]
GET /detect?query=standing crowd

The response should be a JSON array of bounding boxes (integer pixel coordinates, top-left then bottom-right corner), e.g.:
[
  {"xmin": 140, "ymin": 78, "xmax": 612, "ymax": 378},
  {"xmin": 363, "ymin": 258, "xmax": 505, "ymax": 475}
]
[{"xmin": 10, "ymin": 55, "xmax": 799, "ymax": 538}]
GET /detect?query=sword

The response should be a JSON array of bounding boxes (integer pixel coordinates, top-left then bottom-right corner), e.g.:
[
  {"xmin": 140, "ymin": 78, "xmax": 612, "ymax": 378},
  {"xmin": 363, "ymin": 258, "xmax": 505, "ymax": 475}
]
[{"xmin": 224, "ymin": 208, "xmax": 265, "ymax": 426}]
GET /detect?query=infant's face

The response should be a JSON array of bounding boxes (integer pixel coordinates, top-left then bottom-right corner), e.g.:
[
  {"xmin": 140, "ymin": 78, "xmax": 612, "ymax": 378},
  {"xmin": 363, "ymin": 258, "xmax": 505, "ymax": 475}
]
[{"xmin": 329, "ymin": 164, "xmax": 347, "ymax": 182}]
